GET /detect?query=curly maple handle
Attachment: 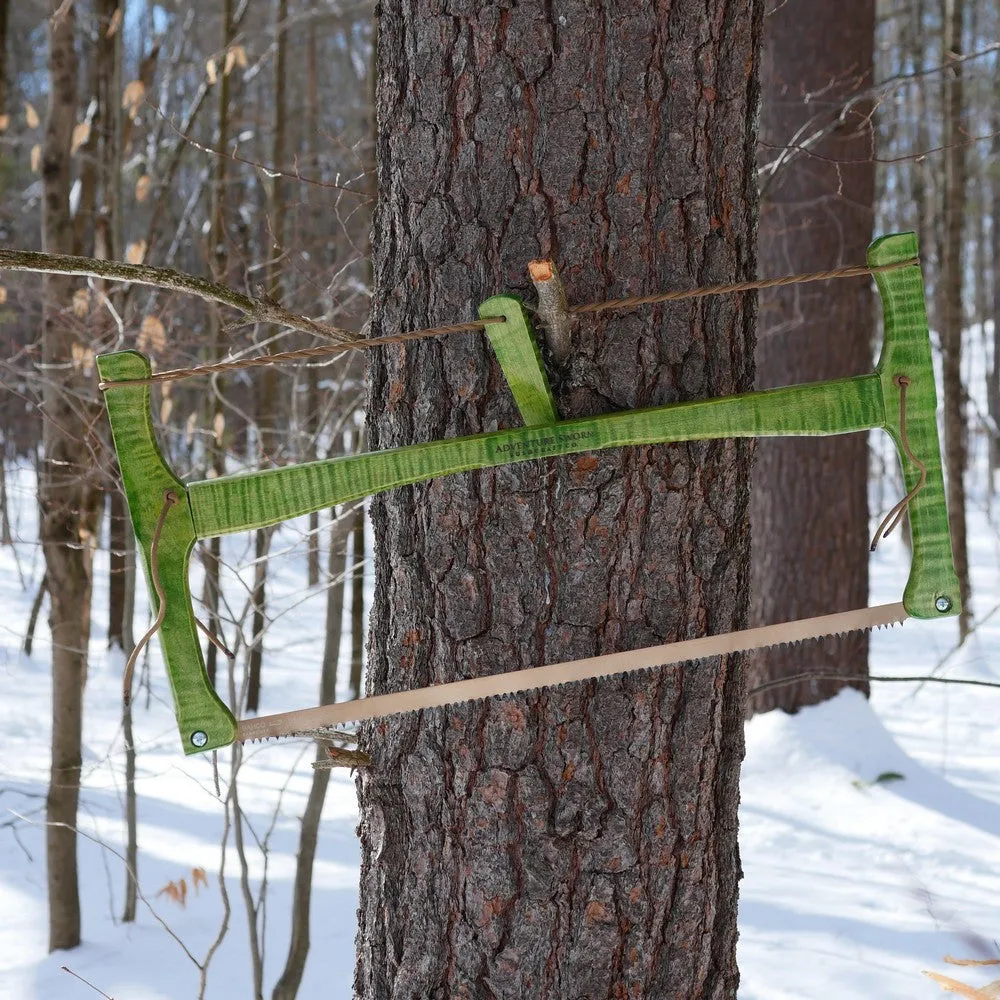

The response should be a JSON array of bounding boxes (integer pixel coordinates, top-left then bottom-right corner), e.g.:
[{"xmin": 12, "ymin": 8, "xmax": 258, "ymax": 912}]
[{"xmin": 869, "ymin": 233, "xmax": 960, "ymax": 619}]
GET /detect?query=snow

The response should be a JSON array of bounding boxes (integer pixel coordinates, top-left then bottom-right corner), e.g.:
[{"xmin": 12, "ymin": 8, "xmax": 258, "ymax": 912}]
[{"xmin": 1, "ymin": 335, "xmax": 998, "ymax": 997}]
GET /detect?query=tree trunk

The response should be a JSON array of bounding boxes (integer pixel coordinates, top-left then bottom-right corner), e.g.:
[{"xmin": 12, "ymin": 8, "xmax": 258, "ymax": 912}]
[
  {"xmin": 356, "ymin": 4, "xmax": 762, "ymax": 997},
  {"xmin": 0, "ymin": 450, "xmax": 12, "ymax": 546},
  {"xmin": 348, "ymin": 500, "xmax": 365, "ymax": 701},
  {"xmin": 100, "ymin": 0, "xmax": 126, "ymax": 649},
  {"xmin": 939, "ymin": 0, "xmax": 971, "ymax": 639},
  {"xmin": 247, "ymin": 0, "xmax": 288, "ymax": 713},
  {"xmin": 203, "ymin": 0, "xmax": 236, "ymax": 689},
  {"xmin": 0, "ymin": 0, "xmax": 8, "ymax": 119},
  {"xmin": 988, "ymin": 94, "xmax": 1000, "ymax": 484},
  {"xmin": 24, "ymin": 571, "xmax": 48, "ymax": 657},
  {"xmin": 40, "ymin": 0, "xmax": 101, "ymax": 953},
  {"xmin": 748, "ymin": 0, "xmax": 875, "ymax": 715},
  {"xmin": 304, "ymin": 18, "xmax": 321, "ymax": 590},
  {"xmin": 271, "ymin": 503, "xmax": 351, "ymax": 1000},
  {"xmin": 121, "ymin": 522, "xmax": 138, "ymax": 924},
  {"xmin": 108, "ymin": 490, "xmax": 128, "ymax": 648}
]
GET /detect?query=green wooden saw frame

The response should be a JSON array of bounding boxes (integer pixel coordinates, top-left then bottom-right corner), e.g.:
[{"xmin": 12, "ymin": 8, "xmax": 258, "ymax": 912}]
[{"xmin": 97, "ymin": 232, "xmax": 960, "ymax": 755}]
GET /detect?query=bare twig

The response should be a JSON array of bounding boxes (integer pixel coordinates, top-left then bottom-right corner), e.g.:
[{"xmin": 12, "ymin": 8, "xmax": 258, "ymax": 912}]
[
  {"xmin": 0, "ymin": 249, "xmax": 357, "ymax": 343},
  {"xmin": 50, "ymin": 0, "xmax": 75, "ymax": 24},
  {"xmin": 748, "ymin": 672, "xmax": 1000, "ymax": 698},
  {"xmin": 150, "ymin": 102, "xmax": 375, "ymax": 198},
  {"xmin": 760, "ymin": 128, "xmax": 1000, "ymax": 169},
  {"xmin": 61, "ymin": 966, "xmax": 114, "ymax": 1000}
]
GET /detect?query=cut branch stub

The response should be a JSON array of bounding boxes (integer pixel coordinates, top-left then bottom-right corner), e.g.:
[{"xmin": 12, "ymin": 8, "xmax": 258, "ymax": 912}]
[{"xmin": 528, "ymin": 259, "xmax": 573, "ymax": 364}]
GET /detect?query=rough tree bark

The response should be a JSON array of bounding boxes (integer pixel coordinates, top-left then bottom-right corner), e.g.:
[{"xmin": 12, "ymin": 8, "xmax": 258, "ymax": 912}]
[
  {"xmin": 748, "ymin": 0, "xmax": 875, "ymax": 715},
  {"xmin": 40, "ymin": 0, "xmax": 102, "ymax": 952},
  {"xmin": 357, "ymin": 3, "xmax": 762, "ymax": 997},
  {"xmin": 939, "ymin": 0, "xmax": 971, "ymax": 639}
]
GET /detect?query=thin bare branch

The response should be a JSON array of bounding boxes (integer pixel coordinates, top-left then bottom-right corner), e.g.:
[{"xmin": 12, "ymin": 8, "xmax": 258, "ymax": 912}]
[
  {"xmin": 0, "ymin": 249, "xmax": 357, "ymax": 343},
  {"xmin": 61, "ymin": 967, "xmax": 114, "ymax": 1000}
]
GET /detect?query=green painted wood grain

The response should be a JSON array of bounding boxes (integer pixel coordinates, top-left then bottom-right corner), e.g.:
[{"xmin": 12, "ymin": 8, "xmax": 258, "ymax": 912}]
[
  {"xmin": 479, "ymin": 294, "xmax": 559, "ymax": 427},
  {"xmin": 98, "ymin": 231, "xmax": 960, "ymax": 754},
  {"xmin": 97, "ymin": 351, "xmax": 237, "ymax": 754},
  {"xmin": 189, "ymin": 373, "xmax": 883, "ymax": 534},
  {"xmin": 869, "ymin": 232, "xmax": 961, "ymax": 618}
]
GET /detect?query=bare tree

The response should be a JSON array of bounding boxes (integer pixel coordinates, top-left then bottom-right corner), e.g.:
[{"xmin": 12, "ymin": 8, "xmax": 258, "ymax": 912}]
[
  {"xmin": 356, "ymin": 3, "xmax": 762, "ymax": 995},
  {"xmin": 248, "ymin": 0, "xmax": 289, "ymax": 713},
  {"xmin": 202, "ymin": 0, "xmax": 237, "ymax": 689},
  {"xmin": 272, "ymin": 502, "xmax": 353, "ymax": 1000},
  {"xmin": 40, "ymin": 0, "xmax": 102, "ymax": 952},
  {"xmin": 939, "ymin": 0, "xmax": 971, "ymax": 639}
]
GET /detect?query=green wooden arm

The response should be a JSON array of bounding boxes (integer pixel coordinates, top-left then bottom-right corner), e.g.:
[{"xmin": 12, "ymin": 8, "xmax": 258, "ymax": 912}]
[{"xmin": 97, "ymin": 232, "xmax": 959, "ymax": 754}]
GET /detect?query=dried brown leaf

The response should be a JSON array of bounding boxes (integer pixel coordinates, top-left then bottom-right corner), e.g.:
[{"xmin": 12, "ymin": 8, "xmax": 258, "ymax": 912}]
[
  {"xmin": 71, "ymin": 122, "xmax": 90, "ymax": 155},
  {"xmin": 69, "ymin": 342, "xmax": 95, "ymax": 374},
  {"xmin": 177, "ymin": 878, "xmax": 188, "ymax": 908},
  {"xmin": 125, "ymin": 241, "xmax": 147, "ymax": 265},
  {"xmin": 0, "ymin": 114, "xmax": 10, "ymax": 133},
  {"xmin": 946, "ymin": 959, "xmax": 1000, "ymax": 969},
  {"xmin": 205, "ymin": 58, "xmax": 218, "ymax": 85},
  {"xmin": 24, "ymin": 102, "xmax": 39, "ymax": 129},
  {"xmin": 135, "ymin": 174, "xmax": 152, "ymax": 203},
  {"xmin": 157, "ymin": 880, "xmax": 182, "ymax": 904},
  {"xmin": 106, "ymin": 7, "xmax": 123, "ymax": 36},
  {"xmin": 72, "ymin": 288, "xmax": 90, "ymax": 318},
  {"xmin": 192, "ymin": 867, "xmax": 208, "ymax": 890},
  {"xmin": 213, "ymin": 411, "xmax": 225, "ymax": 445},
  {"xmin": 30, "ymin": 144, "xmax": 41, "ymax": 173},
  {"xmin": 0, "ymin": 286, "xmax": 7, "ymax": 305},
  {"xmin": 924, "ymin": 971, "xmax": 996, "ymax": 999},
  {"xmin": 121, "ymin": 80, "xmax": 146, "ymax": 118},
  {"xmin": 137, "ymin": 315, "xmax": 166, "ymax": 354},
  {"xmin": 185, "ymin": 411, "xmax": 198, "ymax": 447},
  {"xmin": 224, "ymin": 45, "xmax": 248, "ymax": 76}
]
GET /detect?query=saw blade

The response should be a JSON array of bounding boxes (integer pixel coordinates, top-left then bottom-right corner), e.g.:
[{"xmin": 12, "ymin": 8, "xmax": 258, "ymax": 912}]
[{"xmin": 236, "ymin": 602, "xmax": 907, "ymax": 743}]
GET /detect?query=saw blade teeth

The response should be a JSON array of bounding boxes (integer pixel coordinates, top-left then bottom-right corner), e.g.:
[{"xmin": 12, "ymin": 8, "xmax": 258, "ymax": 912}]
[{"xmin": 234, "ymin": 603, "xmax": 907, "ymax": 743}]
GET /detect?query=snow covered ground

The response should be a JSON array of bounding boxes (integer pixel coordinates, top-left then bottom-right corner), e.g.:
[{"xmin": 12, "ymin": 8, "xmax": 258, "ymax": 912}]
[{"xmin": 0, "ymin": 363, "xmax": 997, "ymax": 998}]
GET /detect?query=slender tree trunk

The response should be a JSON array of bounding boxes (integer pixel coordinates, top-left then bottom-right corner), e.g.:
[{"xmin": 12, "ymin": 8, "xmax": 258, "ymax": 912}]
[
  {"xmin": 0, "ymin": 450, "xmax": 12, "ymax": 545},
  {"xmin": 41, "ymin": 0, "xmax": 101, "ymax": 953},
  {"xmin": 93, "ymin": 0, "xmax": 125, "ymax": 652},
  {"xmin": 304, "ymin": 19, "xmax": 321, "ymax": 589},
  {"xmin": 247, "ymin": 0, "xmax": 288, "ymax": 713},
  {"xmin": 989, "ymin": 105, "xmax": 1000, "ymax": 484},
  {"xmin": 911, "ymin": 0, "xmax": 932, "ymax": 259},
  {"xmin": 24, "ymin": 571, "xmax": 48, "ymax": 656},
  {"xmin": 748, "ymin": 0, "xmax": 875, "ymax": 714},
  {"xmin": 271, "ymin": 504, "xmax": 351, "ymax": 1000},
  {"xmin": 348, "ymin": 500, "xmax": 365, "ymax": 701},
  {"xmin": 203, "ymin": 0, "xmax": 236, "ymax": 688},
  {"xmin": 121, "ymin": 519, "xmax": 138, "ymax": 924},
  {"xmin": 0, "ymin": 0, "xmax": 8, "ymax": 119},
  {"xmin": 108, "ymin": 491, "xmax": 127, "ymax": 648},
  {"xmin": 939, "ymin": 0, "xmax": 971, "ymax": 639},
  {"xmin": 357, "ymin": 4, "xmax": 762, "ymax": 996}
]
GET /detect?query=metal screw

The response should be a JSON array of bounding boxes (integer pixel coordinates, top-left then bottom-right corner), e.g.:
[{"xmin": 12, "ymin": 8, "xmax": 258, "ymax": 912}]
[
  {"xmin": 935, "ymin": 596, "xmax": 952, "ymax": 613},
  {"xmin": 191, "ymin": 731, "xmax": 209, "ymax": 748}
]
